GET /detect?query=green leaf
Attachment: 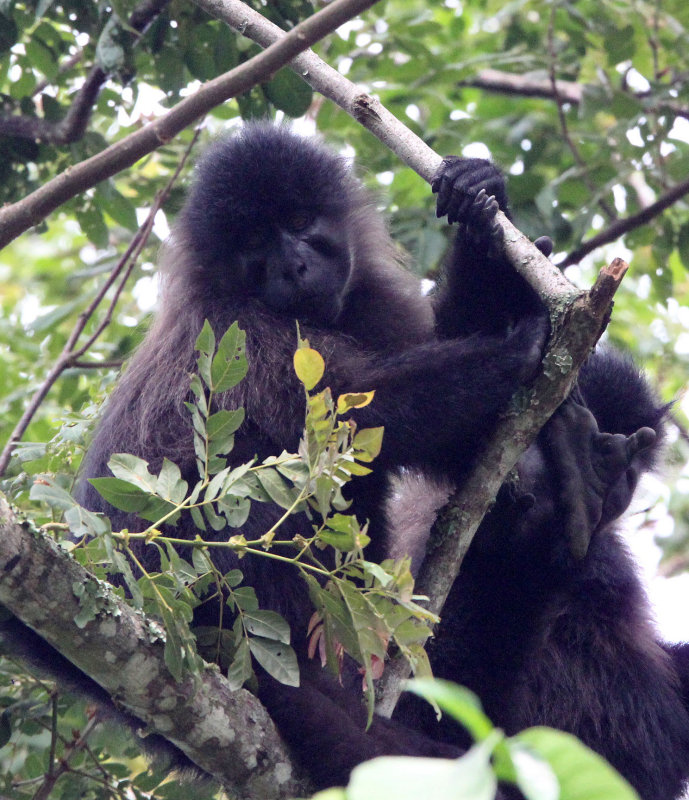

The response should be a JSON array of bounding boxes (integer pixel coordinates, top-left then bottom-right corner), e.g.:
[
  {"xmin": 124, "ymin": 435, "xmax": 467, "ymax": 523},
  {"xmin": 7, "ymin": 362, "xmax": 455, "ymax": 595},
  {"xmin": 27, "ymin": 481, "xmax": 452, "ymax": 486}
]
[
  {"xmin": 319, "ymin": 514, "xmax": 364, "ymax": 551},
  {"xmin": 604, "ymin": 25, "xmax": 635, "ymax": 65},
  {"xmin": 353, "ymin": 427, "xmax": 384, "ymax": 462},
  {"xmin": 95, "ymin": 180, "xmax": 138, "ymax": 230},
  {"xmin": 227, "ymin": 638, "xmax": 253, "ymax": 690},
  {"xmin": 96, "ymin": 16, "xmax": 128, "ymax": 74},
  {"xmin": 156, "ymin": 458, "xmax": 188, "ymax": 503},
  {"xmin": 203, "ymin": 501, "xmax": 228, "ymax": 531},
  {"xmin": 29, "ymin": 478, "xmax": 78, "ymax": 511},
  {"xmin": 108, "ymin": 453, "xmax": 157, "ymax": 493},
  {"xmin": 347, "ymin": 737, "xmax": 499, "ymax": 800},
  {"xmin": 136, "ymin": 497, "xmax": 180, "ymax": 525},
  {"xmin": 195, "ymin": 320, "xmax": 215, "ymax": 389},
  {"xmin": 35, "ymin": 0, "xmax": 56, "ymax": 16},
  {"xmin": 404, "ymin": 679, "xmax": 494, "ymax": 743},
  {"xmin": 217, "ymin": 495, "xmax": 251, "ymax": 527},
  {"xmin": 190, "ymin": 505, "xmax": 206, "ymax": 532},
  {"xmin": 75, "ymin": 203, "xmax": 108, "ymax": 247},
  {"xmin": 263, "ymin": 67, "xmax": 313, "ymax": 118},
  {"xmin": 207, "ymin": 407, "xmax": 245, "ymax": 444},
  {"xmin": 25, "ymin": 37, "xmax": 57, "ymax": 80},
  {"xmin": 205, "ymin": 466, "xmax": 232, "ymax": 502},
  {"xmin": 337, "ymin": 580, "xmax": 386, "ymax": 659},
  {"xmin": 319, "ymin": 528, "xmax": 358, "ymax": 551},
  {"xmin": 243, "ymin": 610, "xmax": 291, "ymax": 644},
  {"xmin": 255, "ymin": 467, "xmax": 298, "ymax": 509},
  {"xmin": 224, "ymin": 569, "xmax": 244, "ymax": 588},
  {"xmin": 212, "ymin": 322, "xmax": 248, "ymax": 392},
  {"xmin": 64, "ymin": 504, "xmax": 110, "ymax": 539},
  {"xmin": 248, "ymin": 636, "xmax": 299, "ymax": 687},
  {"xmin": 232, "ymin": 586, "xmax": 259, "ymax": 612},
  {"xmin": 88, "ymin": 477, "xmax": 151, "ymax": 513},
  {"xmin": 307, "ymin": 580, "xmax": 360, "ymax": 659}
]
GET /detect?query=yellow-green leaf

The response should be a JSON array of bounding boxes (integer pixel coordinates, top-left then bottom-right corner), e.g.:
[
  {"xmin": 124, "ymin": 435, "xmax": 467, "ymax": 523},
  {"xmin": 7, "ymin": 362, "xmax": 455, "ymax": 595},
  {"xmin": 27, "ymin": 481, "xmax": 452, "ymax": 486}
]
[{"xmin": 294, "ymin": 347, "xmax": 325, "ymax": 390}]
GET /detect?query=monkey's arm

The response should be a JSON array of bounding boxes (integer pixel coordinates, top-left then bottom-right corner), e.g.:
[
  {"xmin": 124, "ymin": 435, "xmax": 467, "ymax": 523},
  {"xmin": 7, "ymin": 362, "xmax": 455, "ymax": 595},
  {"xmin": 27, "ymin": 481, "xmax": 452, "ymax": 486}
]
[{"xmin": 430, "ymin": 156, "xmax": 550, "ymax": 339}]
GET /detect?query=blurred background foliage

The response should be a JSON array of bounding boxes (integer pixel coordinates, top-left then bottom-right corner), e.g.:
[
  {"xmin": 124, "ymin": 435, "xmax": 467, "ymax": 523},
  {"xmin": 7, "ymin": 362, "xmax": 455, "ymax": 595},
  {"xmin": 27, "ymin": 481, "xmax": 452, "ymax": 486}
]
[{"xmin": 1, "ymin": 0, "xmax": 689, "ymax": 796}]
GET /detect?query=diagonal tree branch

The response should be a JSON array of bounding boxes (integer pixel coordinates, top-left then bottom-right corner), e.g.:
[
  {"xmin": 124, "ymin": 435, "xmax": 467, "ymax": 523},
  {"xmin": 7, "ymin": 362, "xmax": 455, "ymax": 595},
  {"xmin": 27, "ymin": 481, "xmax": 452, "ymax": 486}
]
[{"xmin": 0, "ymin": 0, "xmax": 382, "ymax": 251}]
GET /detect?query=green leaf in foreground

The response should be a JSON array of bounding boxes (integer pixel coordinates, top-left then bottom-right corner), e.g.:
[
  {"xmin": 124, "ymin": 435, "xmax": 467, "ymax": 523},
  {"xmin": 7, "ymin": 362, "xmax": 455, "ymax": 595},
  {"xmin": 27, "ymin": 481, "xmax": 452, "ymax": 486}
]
[
  {"xmin": 404, "ymin": 678, "xmax": 494, "ymax": 743},
  {"xmin": 212, "ymin": 321, "xmax": 248, "ymax": 392},
  {"xmin": 347, "ymin": 737, "xmax": 499, "ymax": 800},
  {"xmin": 511, "ymin": 728, "xmax": 640, "ymax": 800}
]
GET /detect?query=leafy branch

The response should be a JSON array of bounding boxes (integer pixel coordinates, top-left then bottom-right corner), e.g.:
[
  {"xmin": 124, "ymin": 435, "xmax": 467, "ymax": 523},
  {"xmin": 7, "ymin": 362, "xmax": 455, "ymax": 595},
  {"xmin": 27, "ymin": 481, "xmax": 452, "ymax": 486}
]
[
  {"xmin": 39, "ymin": 322, "xmax": 437, "ymax": 722},
  {"xmin": 0, "ymin": 0, "xmax": 170, "ymax": 144}
]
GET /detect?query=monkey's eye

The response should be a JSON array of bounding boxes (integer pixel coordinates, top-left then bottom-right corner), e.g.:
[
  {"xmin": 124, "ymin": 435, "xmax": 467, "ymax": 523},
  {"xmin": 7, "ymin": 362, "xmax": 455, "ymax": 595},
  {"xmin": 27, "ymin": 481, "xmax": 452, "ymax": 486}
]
[{"xmin": 288, "ymin": 214, "xmax": 311, "ymax": 231}]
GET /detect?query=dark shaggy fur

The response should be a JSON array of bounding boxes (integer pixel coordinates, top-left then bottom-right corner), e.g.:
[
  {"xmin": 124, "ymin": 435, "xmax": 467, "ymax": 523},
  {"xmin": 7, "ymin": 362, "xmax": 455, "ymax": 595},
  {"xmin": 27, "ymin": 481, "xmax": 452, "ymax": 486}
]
[{"xmin": 3, "ymin": 124, "xmax": 688, "ymax": 798}]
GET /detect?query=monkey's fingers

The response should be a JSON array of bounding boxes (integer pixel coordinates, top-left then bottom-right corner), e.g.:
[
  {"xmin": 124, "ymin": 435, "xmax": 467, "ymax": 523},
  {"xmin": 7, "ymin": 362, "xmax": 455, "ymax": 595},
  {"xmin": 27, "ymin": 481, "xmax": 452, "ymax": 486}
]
[
  {"xmin": 593, "ymin": 426, "xmax": 656, "ymax": 477},
  {"xmin": 534, "ymin": 236, "xmax": 553, "ymax": 257},
  {"xmin": 433, "ymin": 157, "xmax": 507, "ymax": 220},
  {"xmin": 543, "ymin": 412, "xmax": 593, "ymax": 559},
  {"xmin": 626, "ymin": 426, "xmax": 656, "ymax": 457}
]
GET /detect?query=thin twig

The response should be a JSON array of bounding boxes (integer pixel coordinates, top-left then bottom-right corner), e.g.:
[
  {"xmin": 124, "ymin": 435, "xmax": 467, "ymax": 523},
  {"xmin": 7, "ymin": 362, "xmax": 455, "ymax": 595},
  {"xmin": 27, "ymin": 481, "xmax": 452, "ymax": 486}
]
[
  {"xmin": 31, "ymin": 716, "xmax": 101, "ymax": 800},
  {"xmin": 546, "ymin": 5, "xmax": 616, "ymax": 221},
  {"xmin": 0, "ymin": 130, "xmax": 201, "ymax": 476},
  {"xmin": 559, "ymin": 174, "xmax": 689, "ymax": 267}
]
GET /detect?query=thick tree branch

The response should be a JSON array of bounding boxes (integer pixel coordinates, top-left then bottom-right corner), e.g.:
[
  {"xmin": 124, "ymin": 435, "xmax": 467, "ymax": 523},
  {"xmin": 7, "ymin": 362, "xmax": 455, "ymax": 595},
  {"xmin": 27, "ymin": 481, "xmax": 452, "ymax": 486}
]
[
  {"xmin": 0, "ymin": 498, "xmax": 309, "ymax": 798},
  {"xmin": 376, "ymin": 259, "xmax": 628, "ymax": 715},
  {"xmin": 0, "ymin": 0, "xmax": 381, "ymax": 250}
]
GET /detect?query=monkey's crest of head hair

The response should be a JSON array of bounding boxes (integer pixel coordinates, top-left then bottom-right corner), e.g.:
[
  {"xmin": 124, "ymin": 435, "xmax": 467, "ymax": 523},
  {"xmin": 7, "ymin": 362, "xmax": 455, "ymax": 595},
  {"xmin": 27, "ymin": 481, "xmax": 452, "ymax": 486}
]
[{"xmin": 178, "ymin": 123, "xmax": 362, "ymax": 267}]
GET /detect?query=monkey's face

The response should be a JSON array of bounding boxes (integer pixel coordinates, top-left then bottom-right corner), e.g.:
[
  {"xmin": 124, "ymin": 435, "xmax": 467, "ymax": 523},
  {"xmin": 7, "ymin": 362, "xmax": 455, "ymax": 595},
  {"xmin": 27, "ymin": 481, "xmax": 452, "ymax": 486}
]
[{"xmin": 237, "ymin": 213, "xmax": 352, "ymax": 325}]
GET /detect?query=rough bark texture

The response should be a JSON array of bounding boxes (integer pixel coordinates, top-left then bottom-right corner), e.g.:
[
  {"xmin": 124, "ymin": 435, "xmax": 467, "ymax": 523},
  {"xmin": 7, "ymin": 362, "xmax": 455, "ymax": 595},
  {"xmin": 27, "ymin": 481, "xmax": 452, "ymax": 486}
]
[{"xmin": 0, "ymin": 497, "xmax": 309, "ymax": 799}]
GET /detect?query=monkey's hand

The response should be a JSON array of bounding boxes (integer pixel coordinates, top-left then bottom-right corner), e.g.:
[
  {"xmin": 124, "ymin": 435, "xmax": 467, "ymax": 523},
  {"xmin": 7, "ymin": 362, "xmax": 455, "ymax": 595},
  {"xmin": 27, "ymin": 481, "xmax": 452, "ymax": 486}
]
[
  {"xmin": 432, "ymin": 156, "xmax": 554, "ymax": 260},
  {"xmin": 432, "ymin": 156, "xmax": 508, "ymax": 226},
  {"xmin": 541, "ymin": 395, "xmax": 656, "ymax": 559}
]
